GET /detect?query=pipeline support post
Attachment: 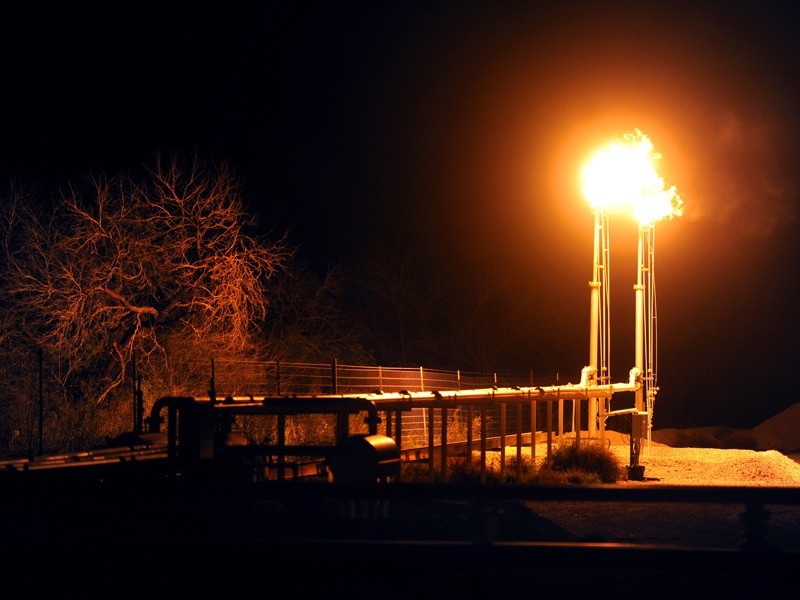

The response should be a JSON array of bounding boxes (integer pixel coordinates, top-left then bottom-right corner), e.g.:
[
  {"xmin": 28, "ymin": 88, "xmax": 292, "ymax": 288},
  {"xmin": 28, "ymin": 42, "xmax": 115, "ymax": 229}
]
[{"xmin": 628, "ymin": 411, "xmax": 647, "ymax": 480}]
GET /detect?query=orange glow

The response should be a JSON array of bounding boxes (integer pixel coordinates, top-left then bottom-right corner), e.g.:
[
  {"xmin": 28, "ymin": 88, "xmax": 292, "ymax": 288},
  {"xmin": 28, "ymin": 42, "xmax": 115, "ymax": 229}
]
[{"xmin": 581, "ymin": 129, "xmax": 684, "ymax": 226}]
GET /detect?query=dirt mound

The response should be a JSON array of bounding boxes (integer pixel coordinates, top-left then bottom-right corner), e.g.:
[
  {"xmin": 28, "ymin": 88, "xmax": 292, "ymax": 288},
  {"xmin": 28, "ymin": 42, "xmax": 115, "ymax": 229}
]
[
  {"xmin": 750, "ymin": 402, "xmax": 800, "ymax": 452},
  {"xmin": 525, "ymin": 424, "xmax": 800, "ymax": 486},
  {"xmin": 613, "ymin": 446, "xmax": 800, "ymax": 486},
  {"xmin": 651, "ymin": 426, "xmax": 758, "ymax": 450},
  {"xmin": 650, "ymin": 402, "xmax": 800, "ymax": 453}
]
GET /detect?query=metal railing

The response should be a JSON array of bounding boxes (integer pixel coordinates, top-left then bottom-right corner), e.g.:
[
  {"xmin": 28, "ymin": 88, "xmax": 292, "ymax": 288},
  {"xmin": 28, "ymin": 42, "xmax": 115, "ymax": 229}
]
[
  {"xmin": 3, "ymin": 476, "xmax": 798, "ymax": 595},
  {"xmin": 0, "ymin": 355, "xmax": 560, "ymax": 460},
  {"xmin": 205, "ymin": 358, "xmax": 557, "ymax": 398}
]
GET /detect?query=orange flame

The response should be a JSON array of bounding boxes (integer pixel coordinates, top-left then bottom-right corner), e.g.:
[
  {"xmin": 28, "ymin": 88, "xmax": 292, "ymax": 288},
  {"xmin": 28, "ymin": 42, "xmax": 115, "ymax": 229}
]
[{"xmin": 581, "ymin": 129, "xmax": 684, "ymax": 226}]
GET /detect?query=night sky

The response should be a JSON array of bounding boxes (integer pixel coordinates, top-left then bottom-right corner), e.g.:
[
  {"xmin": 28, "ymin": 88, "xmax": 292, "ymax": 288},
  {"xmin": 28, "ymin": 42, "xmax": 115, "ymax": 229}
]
[{"xmin": 1, "ymin": 2, "xmax": 799, "ymax": 429}]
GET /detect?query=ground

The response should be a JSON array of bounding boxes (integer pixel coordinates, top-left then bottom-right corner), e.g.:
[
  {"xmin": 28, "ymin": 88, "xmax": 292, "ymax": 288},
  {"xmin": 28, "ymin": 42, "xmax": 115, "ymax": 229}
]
[
  {"xmin": 3, "ymin": 424, "xmax": 799, "ymax": 598},
  {"xmin": 501, "ymin": 428, "xmax": 800, "ymax": 555}
]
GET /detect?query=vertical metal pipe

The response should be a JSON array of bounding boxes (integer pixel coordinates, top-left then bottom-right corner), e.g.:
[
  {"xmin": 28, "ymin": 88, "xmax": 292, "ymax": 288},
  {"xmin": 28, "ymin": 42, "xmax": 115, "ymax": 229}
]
[
  {"xmin": 558, "ymin": 398, "xmax": 564, "ymax": 438},
  {"xmin": 630, "ymin": 224, "xmax": 647, "ymax": 472},
  {"xmin": 587, "ymin": 210, "xmax": 602, "ymax": 437},
  {"xmin": 635, "ymin": 226, "xmax": 645, "ymax": 413}
]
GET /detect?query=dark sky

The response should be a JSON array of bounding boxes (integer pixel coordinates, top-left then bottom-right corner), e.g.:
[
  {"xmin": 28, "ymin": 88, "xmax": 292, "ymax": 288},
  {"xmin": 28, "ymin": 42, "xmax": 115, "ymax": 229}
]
[{"xmin": 1, "ymin": 1, "xmax": 799, "ymax": 428}]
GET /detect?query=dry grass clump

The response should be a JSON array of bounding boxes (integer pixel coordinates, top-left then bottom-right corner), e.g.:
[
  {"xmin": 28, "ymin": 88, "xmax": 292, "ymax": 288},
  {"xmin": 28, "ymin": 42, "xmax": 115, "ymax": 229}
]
[
  {"xmin": 401, "ymin": 440, "xmax": 625, "ymax": 485},
  {"xmin": 535, "ymin": 440, "xmax": 624, "ymax": 484}
]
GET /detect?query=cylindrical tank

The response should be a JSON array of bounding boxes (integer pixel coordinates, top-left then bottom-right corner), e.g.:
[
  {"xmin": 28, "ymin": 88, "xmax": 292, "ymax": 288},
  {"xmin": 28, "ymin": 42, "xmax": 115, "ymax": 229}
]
[{"xmin": 327, "ymin": 434, "xmax": 400, "ymax": 483}]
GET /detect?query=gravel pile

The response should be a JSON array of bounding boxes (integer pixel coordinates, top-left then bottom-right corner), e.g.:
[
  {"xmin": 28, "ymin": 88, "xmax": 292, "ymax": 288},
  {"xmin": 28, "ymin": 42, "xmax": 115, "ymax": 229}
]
[
  {"xmin": 517, "ymin": 403, "xmax": 800, "ymax": 486},
  {"xmin": 612, "ymin": 445, "xmax": 800, "ymax": 486},
  {"xmin": 651, "ymin": 401, "xmax": 800, "ymax": 453}
]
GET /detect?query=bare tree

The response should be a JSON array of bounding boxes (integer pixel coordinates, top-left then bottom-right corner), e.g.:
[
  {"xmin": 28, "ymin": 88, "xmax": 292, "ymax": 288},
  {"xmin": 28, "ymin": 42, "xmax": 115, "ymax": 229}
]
[
  {"xmin": 444, "ymin": 270, "xmax": 576, "ymax": 374},
  {"xmin": 347, "ymin": 247, "xmax": 579, "ymax": 375},
  {"xmin": 0, "ymin": 154, "xmax": 292, "ymax": 403},
  {"xmin": 262, "ymin": 258, "xmax": 374, "ymax": 365},
  {"xmin": 347, "ymin": 249, "xmax": 447, "ymax": 367}
]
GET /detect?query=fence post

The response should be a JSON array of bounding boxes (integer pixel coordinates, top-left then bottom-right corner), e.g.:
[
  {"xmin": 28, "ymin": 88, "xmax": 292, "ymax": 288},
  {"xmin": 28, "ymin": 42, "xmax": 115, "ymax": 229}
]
[
  {"xmin": 277, "ymin": 414, "xmax": 286, "ymax": 481},
  {"xmin": 132, "ymin": 353, "xmax": 144, "ymax": 434},
  {"xmin": 395, "ymin": 409, "xmax": 403, "ymax": 452},
  {"xmin": 480, "ymin": 406, "xmax": 487, "ymax": 484},
  {"xmin": 466, "ymin": 405, "xmax": 473, "ymax": 465},
  {"xmin": 331, "ymin": 358, "xmax": 338, "ymax": 394},
  {"xmin": 427, "ymin": 406, "xmax": 435, "ymax": 480},
  {"xmin": 530, "ymin": 392, "xmax": 536, "ymax": 463},
  {"xmin": 38, "ymin": 347, "xmax": 43, "ymax": 456},
  {"xmin": 132, "ymin": 355, "xmax": 137, "ymax": 433},
  {"xmin": 208, "ymin": 357, "xmax": 216, "ymax": 403},
  {"xmin": 441, "ymin": 407, "xmax": 448, "ymax": 481},
  {"xmin": 500, "ymin": 401, "xmax": 507, "ymax": 477},
  {"xmin": 134, "ymin": 376, "xmax": 144, "ymax": 434},
  {"xmin": 516, "ymin": 402, "xmax": 523, "ymax": 481}
]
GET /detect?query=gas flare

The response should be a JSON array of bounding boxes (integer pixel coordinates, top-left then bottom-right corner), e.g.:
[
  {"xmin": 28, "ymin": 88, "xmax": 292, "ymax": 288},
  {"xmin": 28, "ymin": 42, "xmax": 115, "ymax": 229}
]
[{"xmin": 581, "ymin": 129, "xmax": 684, "ymax": 226}]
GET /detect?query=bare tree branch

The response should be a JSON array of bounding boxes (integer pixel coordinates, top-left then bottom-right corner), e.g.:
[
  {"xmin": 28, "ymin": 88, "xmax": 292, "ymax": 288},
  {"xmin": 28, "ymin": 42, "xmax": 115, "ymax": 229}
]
[{"xmin": 0, "ymin": 154, "xmax": 292, "ymax": 403}]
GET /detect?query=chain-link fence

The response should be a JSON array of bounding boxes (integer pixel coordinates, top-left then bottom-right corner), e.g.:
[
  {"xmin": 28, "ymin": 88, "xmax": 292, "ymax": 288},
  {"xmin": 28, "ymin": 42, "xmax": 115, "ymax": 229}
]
[{"xmin": 0, "ymin": 353, "xmax": 563, "ymax": 460}]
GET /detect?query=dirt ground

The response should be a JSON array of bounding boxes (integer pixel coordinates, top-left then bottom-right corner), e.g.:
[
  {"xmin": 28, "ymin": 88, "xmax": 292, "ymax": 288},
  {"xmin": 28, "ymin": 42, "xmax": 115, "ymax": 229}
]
[
  {"xmin": 5, "ymin": 429, "xmax": 799, "ymax": 598},
  {"xmin": 507, "ymin": 430, "xmax": 800, "ymax": 552}
]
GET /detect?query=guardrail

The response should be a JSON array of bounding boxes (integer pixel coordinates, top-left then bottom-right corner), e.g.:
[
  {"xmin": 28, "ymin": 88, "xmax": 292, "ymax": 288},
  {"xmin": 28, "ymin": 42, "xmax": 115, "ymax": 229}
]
[
  {"xmin": 215, "ymin": 480, "xmax": 800, "ymax": 595},
  {"xmin": 252, "ymin": 479, "xmax": 800, "ymax": 548},
  {"xmin": 3, "ymin": 476, "xmax": 796, "ymax": 596}
]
